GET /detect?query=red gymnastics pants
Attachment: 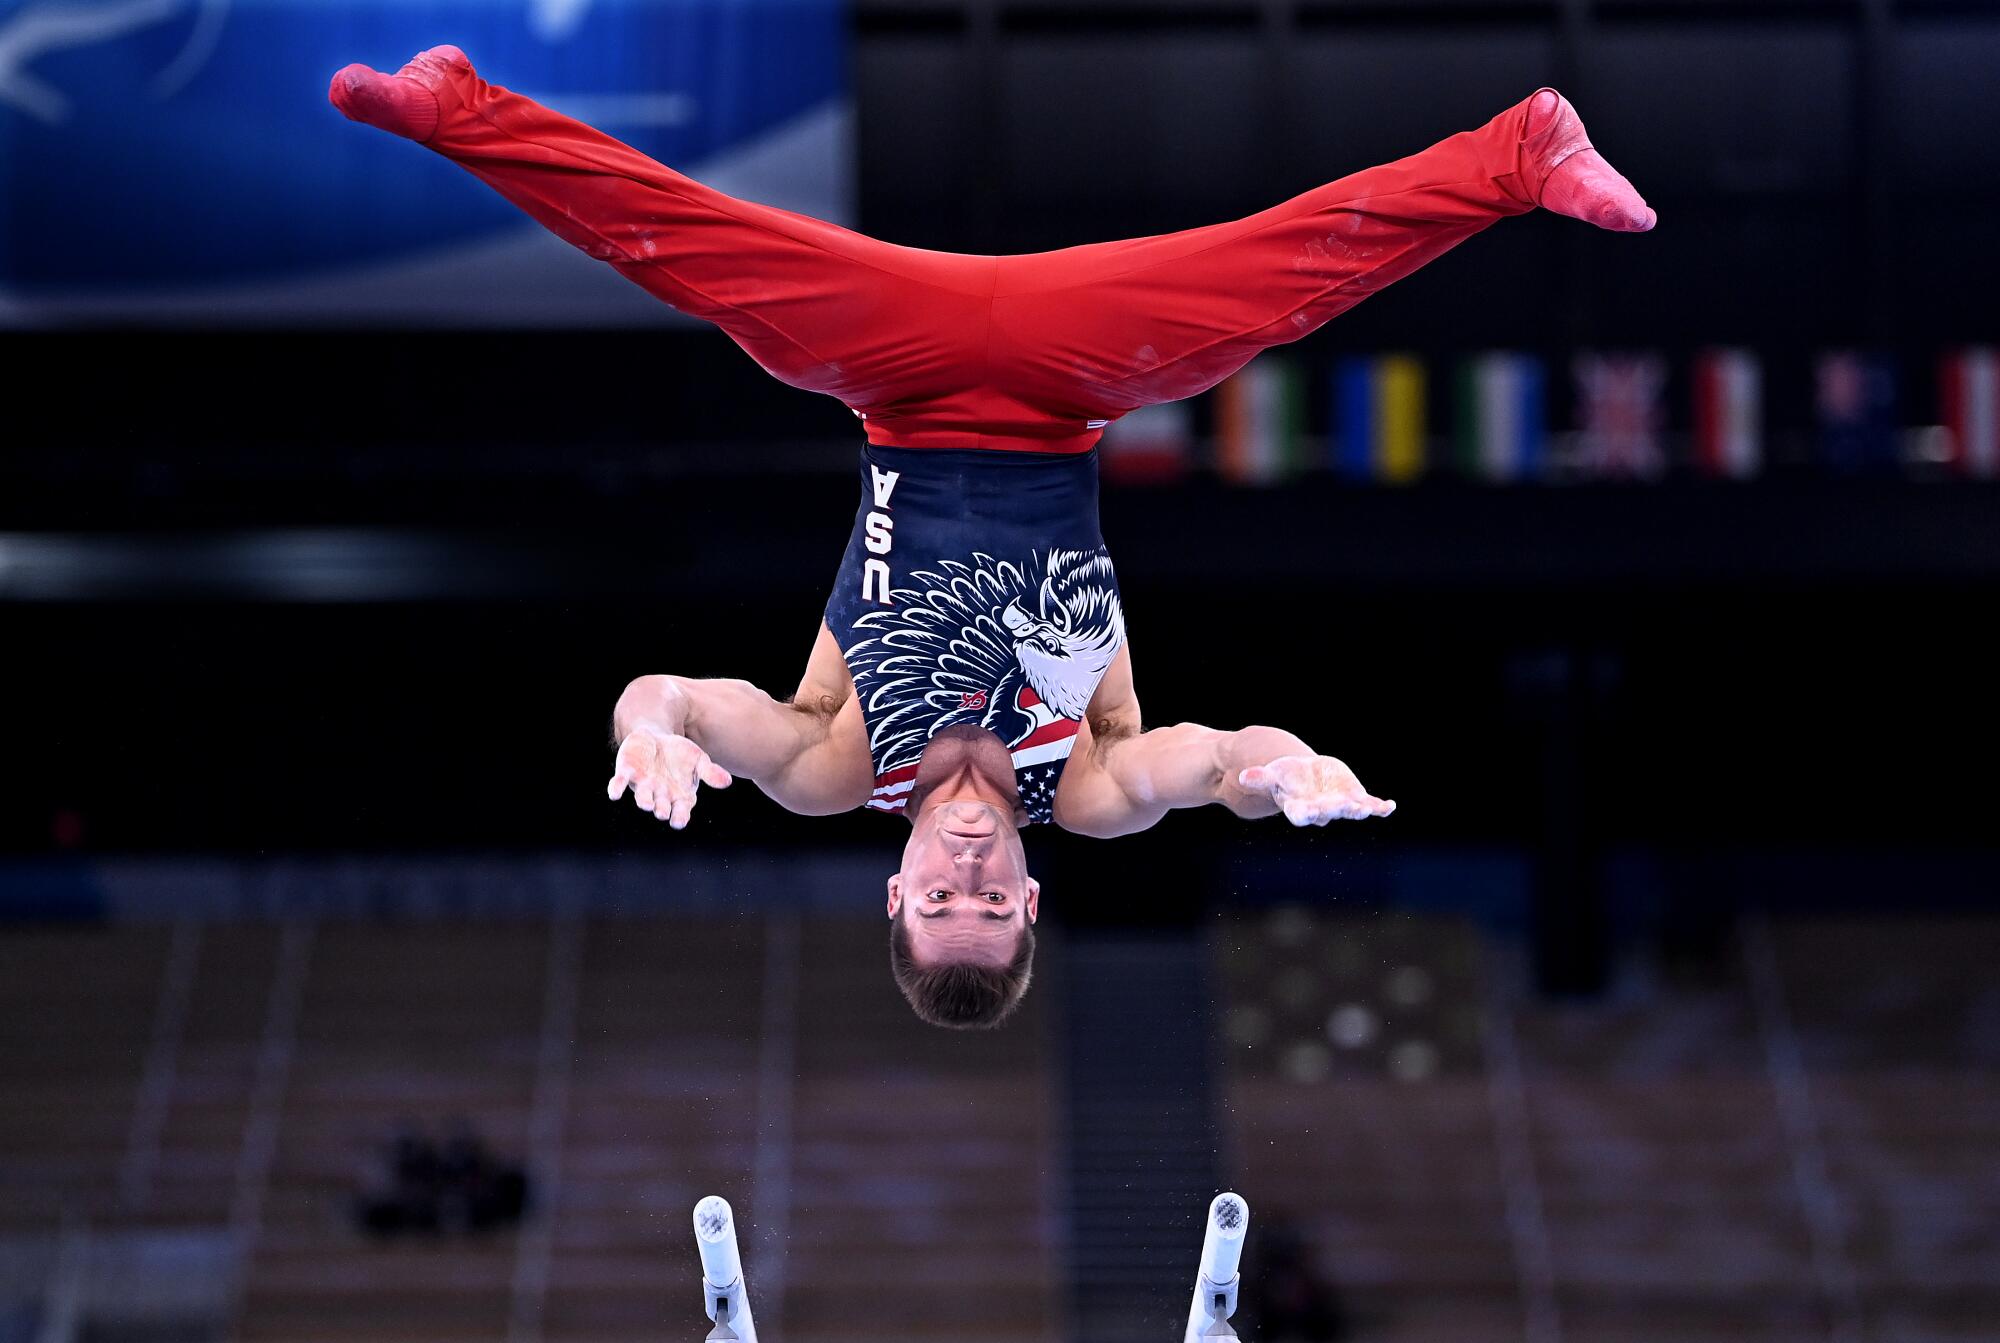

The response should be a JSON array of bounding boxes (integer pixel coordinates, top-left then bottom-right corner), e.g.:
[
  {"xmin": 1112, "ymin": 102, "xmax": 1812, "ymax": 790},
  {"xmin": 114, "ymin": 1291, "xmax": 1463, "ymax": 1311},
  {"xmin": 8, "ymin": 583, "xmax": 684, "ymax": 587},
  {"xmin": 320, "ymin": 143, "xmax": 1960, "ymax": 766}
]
[{"xmin": 414, "ymin": 66, "xmax": 1546, "ymax": 454}]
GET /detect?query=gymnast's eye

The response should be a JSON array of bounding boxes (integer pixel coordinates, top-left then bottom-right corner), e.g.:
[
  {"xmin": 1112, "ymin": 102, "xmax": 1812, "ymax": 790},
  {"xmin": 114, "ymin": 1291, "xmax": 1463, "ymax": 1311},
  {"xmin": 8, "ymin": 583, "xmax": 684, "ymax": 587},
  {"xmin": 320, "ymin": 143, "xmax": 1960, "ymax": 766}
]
[
  {"xmin": 982, "ymin": 891, "xmax": 1005, "ymax": 903},
  {"xmin": 927, "ymin": 889, "xmax": 950, "ymax": 901}
]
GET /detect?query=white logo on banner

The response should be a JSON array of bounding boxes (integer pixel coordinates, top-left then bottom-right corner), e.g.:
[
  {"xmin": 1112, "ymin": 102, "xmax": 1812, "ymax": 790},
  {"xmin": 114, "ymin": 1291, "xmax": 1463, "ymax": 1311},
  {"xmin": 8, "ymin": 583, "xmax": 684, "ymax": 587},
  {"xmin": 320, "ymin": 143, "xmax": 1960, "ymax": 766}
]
[{"xmin": 0, "ymin": 0, "xmax": 229, "ymax": 123}]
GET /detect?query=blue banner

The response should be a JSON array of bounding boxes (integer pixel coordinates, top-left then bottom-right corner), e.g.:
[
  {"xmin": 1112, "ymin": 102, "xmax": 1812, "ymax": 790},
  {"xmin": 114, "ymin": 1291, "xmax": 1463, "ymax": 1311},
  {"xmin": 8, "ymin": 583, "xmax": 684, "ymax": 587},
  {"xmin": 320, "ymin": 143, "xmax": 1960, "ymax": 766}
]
[{"xmin": 0, "ymin": 0, "xmax": 850, "ymax": 323}]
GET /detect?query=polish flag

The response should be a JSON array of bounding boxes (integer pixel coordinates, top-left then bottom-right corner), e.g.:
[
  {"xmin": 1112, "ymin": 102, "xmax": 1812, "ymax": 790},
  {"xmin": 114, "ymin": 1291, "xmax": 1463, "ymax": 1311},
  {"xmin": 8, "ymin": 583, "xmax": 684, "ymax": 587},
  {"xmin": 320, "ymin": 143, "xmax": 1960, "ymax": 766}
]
[
  {"xmin": 1939, "ymin": 347, "xmax": 1998, "ymax": 479},
  {"xmin": 1691, "ymin": 348, "xmax": 1762, "ymax": 479},
  {"xmin": 1102, "ymin": 401, "xmax": 1193, "ymax": 485}
]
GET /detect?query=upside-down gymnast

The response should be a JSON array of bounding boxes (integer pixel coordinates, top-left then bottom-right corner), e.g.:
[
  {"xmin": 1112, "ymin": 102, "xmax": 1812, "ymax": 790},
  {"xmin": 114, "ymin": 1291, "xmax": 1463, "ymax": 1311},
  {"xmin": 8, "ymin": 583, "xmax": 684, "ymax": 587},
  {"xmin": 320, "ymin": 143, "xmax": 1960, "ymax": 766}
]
[{"xmin": 332, "ymin": 47, "xmax": 1653, "ymax": 1029}]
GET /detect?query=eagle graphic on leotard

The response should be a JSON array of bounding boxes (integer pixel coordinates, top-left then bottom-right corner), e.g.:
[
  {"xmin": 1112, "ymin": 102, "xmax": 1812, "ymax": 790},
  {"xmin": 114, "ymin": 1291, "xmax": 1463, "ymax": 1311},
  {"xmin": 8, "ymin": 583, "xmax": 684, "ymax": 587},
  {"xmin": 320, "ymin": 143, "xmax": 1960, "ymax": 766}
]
[{"xmin": 843, "ymin": 547, "xmax": 1126, "ymax": 777}]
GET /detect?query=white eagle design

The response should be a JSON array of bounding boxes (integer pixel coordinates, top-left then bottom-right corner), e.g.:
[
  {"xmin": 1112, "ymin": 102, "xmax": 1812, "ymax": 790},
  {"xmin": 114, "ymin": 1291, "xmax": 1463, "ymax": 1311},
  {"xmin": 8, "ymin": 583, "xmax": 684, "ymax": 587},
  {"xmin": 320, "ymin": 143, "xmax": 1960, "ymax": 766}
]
[{"xmin": 844, "ymin": 547, "xmax": 1125, "ymax": 774}]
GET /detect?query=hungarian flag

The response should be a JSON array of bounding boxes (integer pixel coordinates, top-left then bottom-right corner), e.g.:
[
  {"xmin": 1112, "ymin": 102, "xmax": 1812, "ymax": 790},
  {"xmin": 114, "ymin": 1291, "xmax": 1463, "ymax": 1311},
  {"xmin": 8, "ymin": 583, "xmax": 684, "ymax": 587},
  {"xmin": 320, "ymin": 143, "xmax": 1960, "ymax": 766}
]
[
  {"xmin": 1691, "ymin": 348, "xmax": 1763, "ymax": 479},
  {"xmin": 1335, "ymin": 354, "xmax": 1427, "ymax": 484},
  {"xmin": 1938, "ymin": 347, "xmax": 1998, "ymax": 479},
  {"xmin": 1214, "ymin": 356, "xmax": 1305, "ymax": 485},
  {"xmin": 1572, "ymin": 352, "xmax": 1667, "ymax": 479},
  {"xmin": 1453, "ymin": 352, "xmax": 1545, "ymax": 482}
]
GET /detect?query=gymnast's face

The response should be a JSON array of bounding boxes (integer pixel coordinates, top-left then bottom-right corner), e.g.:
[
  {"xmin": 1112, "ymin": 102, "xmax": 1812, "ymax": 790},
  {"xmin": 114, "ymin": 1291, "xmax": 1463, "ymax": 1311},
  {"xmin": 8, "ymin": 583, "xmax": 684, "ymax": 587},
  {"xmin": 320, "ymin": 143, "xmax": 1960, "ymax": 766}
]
[{"xmin": 886, "ymin": 800, "xmax": 1040, "ymax": 966}]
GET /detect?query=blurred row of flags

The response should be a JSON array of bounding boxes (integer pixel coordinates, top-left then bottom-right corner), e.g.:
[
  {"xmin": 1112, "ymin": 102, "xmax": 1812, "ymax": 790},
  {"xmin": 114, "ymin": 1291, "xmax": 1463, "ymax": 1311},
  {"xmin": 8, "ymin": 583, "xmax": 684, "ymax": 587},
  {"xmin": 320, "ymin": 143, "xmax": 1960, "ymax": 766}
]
[{"xmin": 1103, "ymin": 347, "xmax": 2000, "ymax": 485}]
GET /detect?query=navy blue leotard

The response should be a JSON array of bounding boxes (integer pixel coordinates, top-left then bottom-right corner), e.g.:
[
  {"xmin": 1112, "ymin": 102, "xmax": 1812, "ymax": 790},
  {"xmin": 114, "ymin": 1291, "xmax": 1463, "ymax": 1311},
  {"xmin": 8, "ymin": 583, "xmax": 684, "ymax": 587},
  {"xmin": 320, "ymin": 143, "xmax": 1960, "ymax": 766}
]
[{"xmin": 824, "ymin": 445, "xmax": 1127, "ymax": 825}]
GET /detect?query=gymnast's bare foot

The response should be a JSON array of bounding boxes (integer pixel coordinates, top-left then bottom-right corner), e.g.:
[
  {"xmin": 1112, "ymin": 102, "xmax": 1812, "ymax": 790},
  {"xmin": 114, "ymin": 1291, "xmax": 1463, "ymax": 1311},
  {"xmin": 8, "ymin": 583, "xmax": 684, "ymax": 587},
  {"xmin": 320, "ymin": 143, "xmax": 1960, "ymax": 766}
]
[
  {"xmin": 1524, "ymin": 89, "xmax": 1656, "ymax": 233},
  {"xmin": 328, "ymin": 45, "xmax": 472, "ymax": 144}
]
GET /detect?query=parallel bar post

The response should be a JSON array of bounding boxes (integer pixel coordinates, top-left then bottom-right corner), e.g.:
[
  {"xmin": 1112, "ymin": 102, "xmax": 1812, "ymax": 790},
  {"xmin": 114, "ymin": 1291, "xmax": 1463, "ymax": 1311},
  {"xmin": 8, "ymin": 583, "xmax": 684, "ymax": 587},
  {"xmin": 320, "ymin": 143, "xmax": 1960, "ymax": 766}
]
[
  {"xmin": 693, "ymin": 1196, "xmax": 759, "ymax": 1343},
  {"xmin": 1181, "ymin": 1192, "xmax": 1249, "ymax": 1343}
]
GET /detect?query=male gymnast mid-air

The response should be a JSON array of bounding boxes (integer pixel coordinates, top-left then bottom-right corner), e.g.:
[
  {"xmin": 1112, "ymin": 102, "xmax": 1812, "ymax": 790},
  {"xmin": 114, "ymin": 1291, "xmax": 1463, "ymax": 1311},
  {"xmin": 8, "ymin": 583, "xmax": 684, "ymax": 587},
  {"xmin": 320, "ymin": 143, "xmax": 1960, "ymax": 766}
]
[{"xmin": 331, "ymin": 47, "xmax": 1654, "ymax": 1028}]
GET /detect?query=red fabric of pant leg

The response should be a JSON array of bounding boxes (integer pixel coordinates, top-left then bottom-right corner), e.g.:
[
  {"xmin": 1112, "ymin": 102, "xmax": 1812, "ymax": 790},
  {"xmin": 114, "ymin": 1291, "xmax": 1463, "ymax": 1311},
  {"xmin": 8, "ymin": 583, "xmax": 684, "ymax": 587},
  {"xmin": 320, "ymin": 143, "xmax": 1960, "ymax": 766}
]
[
  {"xmin": 413, "ymin": 61, "xmax": 999, "ymax": 422},
  {"xmin": 415, "ymin": 67, "xmax": 1541, "ymax": 454},
  {"xmin": 981, "ymin": 96, "xmax": 1542, "ymax": 434}
]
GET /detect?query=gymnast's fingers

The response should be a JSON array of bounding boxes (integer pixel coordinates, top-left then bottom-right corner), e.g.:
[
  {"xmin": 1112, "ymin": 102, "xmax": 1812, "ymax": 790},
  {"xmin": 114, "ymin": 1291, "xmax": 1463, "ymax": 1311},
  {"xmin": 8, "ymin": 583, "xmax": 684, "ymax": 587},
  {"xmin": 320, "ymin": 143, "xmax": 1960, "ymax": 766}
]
[{"xmin": 665, "ymin": 765, "xmax": 699, "ymax": 825}]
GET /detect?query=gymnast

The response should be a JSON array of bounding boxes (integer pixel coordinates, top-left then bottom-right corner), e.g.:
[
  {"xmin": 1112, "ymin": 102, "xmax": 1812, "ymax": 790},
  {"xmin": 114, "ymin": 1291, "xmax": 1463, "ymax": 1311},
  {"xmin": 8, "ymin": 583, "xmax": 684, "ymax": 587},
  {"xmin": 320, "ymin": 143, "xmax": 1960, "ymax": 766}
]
[{"xmin": 331, "ymin": 47, "xmax": 1653, "ymax": 1028}]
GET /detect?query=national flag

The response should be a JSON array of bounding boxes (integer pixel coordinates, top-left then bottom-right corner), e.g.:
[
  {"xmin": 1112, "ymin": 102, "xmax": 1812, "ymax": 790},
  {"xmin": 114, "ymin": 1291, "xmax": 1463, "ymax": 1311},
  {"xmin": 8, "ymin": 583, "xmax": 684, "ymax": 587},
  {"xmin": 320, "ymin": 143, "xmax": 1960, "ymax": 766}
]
[
  {"xmin": 1572, "ymin": 352, "xmax": 1667, "ymax": 479},
  {"xmin": 1335, "ymin": 354, "xmax": 1427, "ymax": 484},
  {"xmin": 1815, "ymin": 350, "xmax": 1900, "ymax": 473},
  {"xmin": 1452, "ymin": 352, "xmax": 1545, "ymax": 482},
  {"xmin": 864, "ymin": 687, "xmax": 1080, "ymax": 819},
  {"xmin": 1938, "ymin": 347, "xmax": 1998, "ymax": 479},
  {"xmin": 1691, "ymin": 347, "xmax": 1763, "ymax": 479},
  {"xmin": 1215, "ymin": 357, "xmax": 1305, "ymax": 485},
  {"xmin": 1100, "ymin": 401, "xmax": 1193, "ymax": 485},
  {"xmin": 866, "ymin": 762, "xmax": 921, "ymax": 814}
]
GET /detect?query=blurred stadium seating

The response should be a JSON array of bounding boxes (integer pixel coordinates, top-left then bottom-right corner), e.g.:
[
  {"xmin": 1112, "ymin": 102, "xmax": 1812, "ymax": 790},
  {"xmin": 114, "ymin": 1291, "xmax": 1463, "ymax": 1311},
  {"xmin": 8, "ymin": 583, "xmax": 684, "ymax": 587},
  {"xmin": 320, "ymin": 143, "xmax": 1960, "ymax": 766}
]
[
  {"xmin": 4, "ymin": 897, "xmax": 1994, "ymax": 1343},
  {"xmin": 1214, "ymin": 909, "xmax": 2000, "ymax": 1343},
  {"xmin": 6, "ymin": 3, "xmax": 1999, "ymax": 1342},
  {"xmin": 0, "ymin": 910, "xmax": 1059, "ymax": 1343}
]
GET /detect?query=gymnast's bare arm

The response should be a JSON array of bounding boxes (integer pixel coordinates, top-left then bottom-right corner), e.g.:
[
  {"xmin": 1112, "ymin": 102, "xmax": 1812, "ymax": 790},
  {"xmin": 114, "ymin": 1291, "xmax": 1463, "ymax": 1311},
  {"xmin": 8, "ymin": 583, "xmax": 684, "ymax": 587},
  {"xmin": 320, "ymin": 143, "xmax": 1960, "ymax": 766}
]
[
  {"xmin": 1053, "ymin": 647, "xmax": 1395, "ymax": 840},
  {"xmin": 607, "ymin": 625, "xmax": 875, "ymax": 827}
]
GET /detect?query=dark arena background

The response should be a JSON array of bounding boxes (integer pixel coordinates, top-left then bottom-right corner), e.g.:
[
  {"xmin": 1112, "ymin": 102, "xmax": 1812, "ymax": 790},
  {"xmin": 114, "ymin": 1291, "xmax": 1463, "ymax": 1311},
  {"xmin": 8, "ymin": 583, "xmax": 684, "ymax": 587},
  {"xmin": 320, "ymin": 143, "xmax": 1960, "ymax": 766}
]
[{"xmin": 3, "ymin": 2, "xmax": 1998, "ymax": 1343}]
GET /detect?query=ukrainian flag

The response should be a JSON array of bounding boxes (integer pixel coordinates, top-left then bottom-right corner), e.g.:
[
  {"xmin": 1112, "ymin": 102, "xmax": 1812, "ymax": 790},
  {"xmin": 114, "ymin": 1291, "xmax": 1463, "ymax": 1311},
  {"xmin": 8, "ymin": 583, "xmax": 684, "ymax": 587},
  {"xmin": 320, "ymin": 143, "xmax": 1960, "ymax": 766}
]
[{"xmin": 1335, "ymin": 354, "xmax": 1427, "ymax": 484}]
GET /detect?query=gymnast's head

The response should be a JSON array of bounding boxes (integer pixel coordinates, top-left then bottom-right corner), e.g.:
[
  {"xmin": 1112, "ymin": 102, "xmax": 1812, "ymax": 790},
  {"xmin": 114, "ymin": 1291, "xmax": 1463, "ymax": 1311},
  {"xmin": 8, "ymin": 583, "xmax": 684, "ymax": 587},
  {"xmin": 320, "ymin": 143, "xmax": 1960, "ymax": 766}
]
[{"xmin": 886, "ymin": 790, "xmax": 1040, "ymax": 1031}]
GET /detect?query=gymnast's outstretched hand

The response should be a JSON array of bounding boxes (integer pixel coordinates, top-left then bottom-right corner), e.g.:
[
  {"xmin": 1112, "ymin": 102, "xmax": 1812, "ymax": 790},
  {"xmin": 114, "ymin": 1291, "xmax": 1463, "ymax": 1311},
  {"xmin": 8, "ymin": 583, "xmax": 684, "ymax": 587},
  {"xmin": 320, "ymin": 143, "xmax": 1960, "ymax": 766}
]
[
  {"xmin": 1055, "ymin": 722, "xmax": 1394, "ymax": 838},
  {"xmin": 607, "ymin": 721, "xmax": 733, "ymax": 829},
  {"xmin": 1237, "ymin": 755, "xmax": 1396, "ymax": 827}
]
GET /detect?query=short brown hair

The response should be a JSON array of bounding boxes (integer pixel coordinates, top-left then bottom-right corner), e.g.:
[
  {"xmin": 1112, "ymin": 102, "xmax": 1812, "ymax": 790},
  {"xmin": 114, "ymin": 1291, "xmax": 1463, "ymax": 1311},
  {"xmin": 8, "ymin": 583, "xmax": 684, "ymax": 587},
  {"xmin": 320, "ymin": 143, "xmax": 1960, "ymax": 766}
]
[{"xmin": 889, "ymin": 915, "xmax": 1036, "ymax": 1030}]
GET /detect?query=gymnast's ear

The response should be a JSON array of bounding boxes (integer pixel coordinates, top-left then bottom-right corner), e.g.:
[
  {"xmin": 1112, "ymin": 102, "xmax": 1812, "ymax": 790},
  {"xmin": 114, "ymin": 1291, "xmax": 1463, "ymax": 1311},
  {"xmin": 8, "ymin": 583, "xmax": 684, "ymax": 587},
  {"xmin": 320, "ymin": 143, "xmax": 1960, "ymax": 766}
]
[
  {"xmin": 885, "ymin": 873, "xmax": 904, "ymax": 919},
  {"xmin": 1025, "ymin": 879, "xmax": 1040, "ymax": 924}
]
